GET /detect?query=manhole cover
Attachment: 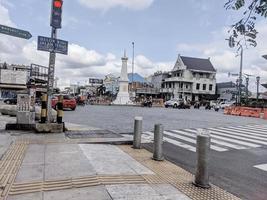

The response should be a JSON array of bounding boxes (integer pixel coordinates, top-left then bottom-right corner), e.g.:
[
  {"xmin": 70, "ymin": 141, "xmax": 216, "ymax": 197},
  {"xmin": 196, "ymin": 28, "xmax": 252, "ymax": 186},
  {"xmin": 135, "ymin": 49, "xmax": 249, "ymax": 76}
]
[{"xmin": 65, "ymin": 130, "xmax": 123, "ymax": 139}]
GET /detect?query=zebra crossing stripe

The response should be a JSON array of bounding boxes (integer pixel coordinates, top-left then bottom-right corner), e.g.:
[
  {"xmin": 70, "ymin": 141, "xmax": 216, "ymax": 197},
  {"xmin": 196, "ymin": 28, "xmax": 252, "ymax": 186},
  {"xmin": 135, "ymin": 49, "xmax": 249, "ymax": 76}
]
[
  {"xmin": 186, "ymin": 129, "xmax": 261, "ymax": 148},
  {"xmin": 237, "ymin": 127, "xmax": 267, "ymax": 134},
  {"xmin": 254, "ymin": 164, "xmax": 267, "ymax": 172},
  {"xmin": 209, "ymin": 128, "xmax": 267, "ymax": 146},
  {"xmin": 215, "ymin": 127, "xmax": 267, "ymax": 142},
  {"xmin": 164, "ymin": 131, "xmax": 228, "ymax": 152},
  {"xmin": 144, "ymin": 131, "xmax": 196, "ymax": 152},
  {"xmin": 171, "ymin": 130, "xmax": 247, "ymax": 150},
  {"xmin": 221, "ymin": 127, "xmax": 267, "ymax": 140}
]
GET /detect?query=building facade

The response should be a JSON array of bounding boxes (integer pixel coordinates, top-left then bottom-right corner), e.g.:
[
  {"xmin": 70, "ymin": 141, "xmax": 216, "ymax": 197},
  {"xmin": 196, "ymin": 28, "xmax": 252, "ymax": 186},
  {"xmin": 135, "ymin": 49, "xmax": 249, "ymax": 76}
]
[{"xmin": 160, "ymin": 55, "xmax": 217, "ymax": 101}]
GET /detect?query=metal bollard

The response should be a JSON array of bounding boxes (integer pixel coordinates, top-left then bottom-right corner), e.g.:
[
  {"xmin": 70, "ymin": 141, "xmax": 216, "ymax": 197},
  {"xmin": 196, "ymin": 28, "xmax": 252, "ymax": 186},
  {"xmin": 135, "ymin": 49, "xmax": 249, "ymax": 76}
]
[
  {"xmin": 41, "ymin": 94, "xmax": 47, "ymax": 123},
  {"xmin": 133, "ymin": 117, "xmax": 143, "ymax": 149},
  {"xmin": 193, "ymin": 129, "xmax": 211, "ymax": 189},
  {"xmin": 57, "ymin": 95, "xmax": 64, "ymax": 124},
  {"xmin": 153, "ymin": 124, "xmax": 164, "ymax": 161}
]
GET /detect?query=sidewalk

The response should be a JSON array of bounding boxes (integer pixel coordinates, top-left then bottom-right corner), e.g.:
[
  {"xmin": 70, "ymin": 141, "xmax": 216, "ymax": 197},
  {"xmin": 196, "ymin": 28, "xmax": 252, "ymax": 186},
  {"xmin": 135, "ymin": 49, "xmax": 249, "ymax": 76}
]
[{"xmin": 0, "ymin": 115, "xmax": 241, "ymax": 200}]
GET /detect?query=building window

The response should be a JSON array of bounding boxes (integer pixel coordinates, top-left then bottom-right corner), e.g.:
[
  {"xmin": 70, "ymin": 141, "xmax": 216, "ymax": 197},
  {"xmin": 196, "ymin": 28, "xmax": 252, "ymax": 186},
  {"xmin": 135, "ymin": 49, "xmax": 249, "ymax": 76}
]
[
  {"xmin": 209, "ymin": 84, "xmax": 213, "ymax": 91},
  {"xmin": 203, "ymin": 84, "xmax": 206, "ymax": 91},
  {"xmin": 196, "ymin": 83, "xmax": 200, "ymax": 90}
]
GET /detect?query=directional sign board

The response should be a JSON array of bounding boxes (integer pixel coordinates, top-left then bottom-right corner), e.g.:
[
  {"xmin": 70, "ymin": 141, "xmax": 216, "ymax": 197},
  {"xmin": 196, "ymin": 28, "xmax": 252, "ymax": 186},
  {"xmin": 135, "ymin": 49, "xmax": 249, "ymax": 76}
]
[
  {"xmin": 263, "ymin": 55, "xmax": 267, "ymax": 60},
  {"xmin": 37, "ymin": 36, "xmax": 68, "ymax": 55},
  {"xmin": 0, "ymin": 24, "xmax": 32, "ymax": 39}
]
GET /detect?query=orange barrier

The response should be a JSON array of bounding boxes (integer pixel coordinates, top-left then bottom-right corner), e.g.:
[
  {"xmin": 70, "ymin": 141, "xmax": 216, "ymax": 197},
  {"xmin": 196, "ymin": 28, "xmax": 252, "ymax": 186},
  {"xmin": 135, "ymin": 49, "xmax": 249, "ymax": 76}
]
[{"xmin": 224, "ymin": 106, "xmax": 264, "ymax": 118}]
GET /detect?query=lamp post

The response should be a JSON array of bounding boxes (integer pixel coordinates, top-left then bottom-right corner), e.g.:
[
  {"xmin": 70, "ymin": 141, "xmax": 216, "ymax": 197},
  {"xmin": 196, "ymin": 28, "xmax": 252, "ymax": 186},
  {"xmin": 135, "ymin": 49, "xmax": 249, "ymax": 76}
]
[
  {"xmin": 256, "ymin": 76, "xmax": 260, "ymax": 102},
  {"xmin": 132, "ymin": 42, "xmax": 135, "ymax": 93},
  {"xmin": 245, "ymin": 77, "xmax": 249, "ymax": 104}
]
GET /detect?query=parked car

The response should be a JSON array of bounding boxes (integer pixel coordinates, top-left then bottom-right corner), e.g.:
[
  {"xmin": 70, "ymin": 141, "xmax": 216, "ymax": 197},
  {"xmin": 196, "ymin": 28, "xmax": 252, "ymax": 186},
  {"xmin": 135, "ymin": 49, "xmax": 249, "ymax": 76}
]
[
  {"xmin": 164, "ymin": 99, "xmax": 182, "ymax": 108},
  {"xmin": 219, "ymin": 101, "xmax": 235, "ymax": 109},
  {"xmin": 4, "ymin": 97, "xmax": 17, "ymax": 105},
  {"xmin": 51, "ymin": 95, "xmax": 77, "ymax": 111}
]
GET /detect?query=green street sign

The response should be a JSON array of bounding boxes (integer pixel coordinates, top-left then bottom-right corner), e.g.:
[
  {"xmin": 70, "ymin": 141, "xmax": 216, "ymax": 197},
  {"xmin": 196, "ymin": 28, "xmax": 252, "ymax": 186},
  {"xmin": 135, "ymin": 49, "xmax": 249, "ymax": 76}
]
[{"xmin": 0, "ymin": 24, "xmax": 32, "ymax": 40}]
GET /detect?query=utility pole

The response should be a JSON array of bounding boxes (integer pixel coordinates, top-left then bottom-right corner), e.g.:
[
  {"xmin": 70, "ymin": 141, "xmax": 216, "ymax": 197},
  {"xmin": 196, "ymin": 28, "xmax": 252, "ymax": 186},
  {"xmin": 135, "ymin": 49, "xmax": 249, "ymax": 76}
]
[
  {"xmin": 245, "ymin": 77, "xmax": 249, "ymax": 105},
  {"xmin": 132, "ymin": 42, "xmax": 135, "ymax": 94},
  {"xmin": 238, "ymin": 46, "xmax": 243, "ymax": 106},
  {"xmin": 256, "ymin": 76, "xmax": 260, "ymax": 102}
]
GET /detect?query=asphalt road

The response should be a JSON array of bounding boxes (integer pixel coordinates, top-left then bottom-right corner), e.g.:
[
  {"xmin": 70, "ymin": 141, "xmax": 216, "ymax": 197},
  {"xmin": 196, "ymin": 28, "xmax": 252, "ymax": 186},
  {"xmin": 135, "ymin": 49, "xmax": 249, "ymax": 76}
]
[
  {"xmin": 64, "ymin": 105, "xmax": 267, "ymax": 200},
  {"xmin": 64, "ymin": 105, "xmax": 266, "ymax": 133}
]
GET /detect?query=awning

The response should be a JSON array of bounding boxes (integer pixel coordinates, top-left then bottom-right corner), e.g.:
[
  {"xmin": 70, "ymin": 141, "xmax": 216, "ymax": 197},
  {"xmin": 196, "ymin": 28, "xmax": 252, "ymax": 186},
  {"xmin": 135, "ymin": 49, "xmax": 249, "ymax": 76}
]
[{"xmin": 0, "ymin": 84, "xmax": 27, "ymax": 89}]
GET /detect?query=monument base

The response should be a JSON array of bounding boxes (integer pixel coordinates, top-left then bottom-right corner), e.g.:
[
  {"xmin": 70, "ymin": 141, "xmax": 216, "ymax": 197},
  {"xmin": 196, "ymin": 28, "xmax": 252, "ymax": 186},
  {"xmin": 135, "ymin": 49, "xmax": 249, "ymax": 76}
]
[{"xmin": 113, "ymin": 92, "xmax": 133, "ymax": 105}]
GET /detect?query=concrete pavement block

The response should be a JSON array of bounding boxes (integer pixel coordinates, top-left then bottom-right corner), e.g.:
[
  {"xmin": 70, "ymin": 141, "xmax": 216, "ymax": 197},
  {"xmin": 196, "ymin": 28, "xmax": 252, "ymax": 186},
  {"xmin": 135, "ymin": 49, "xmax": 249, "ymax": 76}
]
[
  {"xmin": 35, "ymin": 123, "xmax": 63, "ymax": 133},
  {"xmin": 44, "ymin": 186, "xmax": 112, "ymax": 200},
  {"xmin": 15, "ymin": 164, "xmax": 44, "ymax": 183},
  {"xmin": 106, "ymin": 184, "xmax": 160, "ymax": 199},
  {"xmin": 7, "ymin": 192, "xmax": 42, "ymax": 200},
  {"xmin": 79, "ymin": 144, "xmax": 154, "ymax": 175}
]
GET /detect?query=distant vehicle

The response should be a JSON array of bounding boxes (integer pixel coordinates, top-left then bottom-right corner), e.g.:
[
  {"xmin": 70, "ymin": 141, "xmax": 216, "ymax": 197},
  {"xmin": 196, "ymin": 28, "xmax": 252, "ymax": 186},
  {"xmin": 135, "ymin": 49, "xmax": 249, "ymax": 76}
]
[
  {"xmin": 51, "ymin": 95, "xmax": 76, "ymax": 111},
  {"xmin": 4, "ymin": 97, "xmax": 17, "ymax": 105},
  {"xmin": 219, "ymin": 101, "xmax": 235, "ymax": 109},
  {"xmin": 164, "ymin": 99, "xmax": 182, "ymax": 108},
  {"xmin": 142, "ymin": 100, "xmax": 152, "ymax": 108}
]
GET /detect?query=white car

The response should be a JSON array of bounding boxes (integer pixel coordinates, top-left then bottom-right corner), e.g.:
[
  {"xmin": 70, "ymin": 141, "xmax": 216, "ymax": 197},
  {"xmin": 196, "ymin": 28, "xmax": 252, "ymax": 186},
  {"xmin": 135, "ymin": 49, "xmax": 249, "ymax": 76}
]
[
  {"xmin": 219, "ymin": 101, "xmax": 235, "ymax": 109},
  {"xmin": 164, "ymin": 99, "xmax": 182, "ymax": 108}
]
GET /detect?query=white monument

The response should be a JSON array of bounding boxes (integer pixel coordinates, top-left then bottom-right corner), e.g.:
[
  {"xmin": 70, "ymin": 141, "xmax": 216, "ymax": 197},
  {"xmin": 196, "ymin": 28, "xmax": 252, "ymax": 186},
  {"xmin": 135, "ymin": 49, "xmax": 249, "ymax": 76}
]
[{"xmin": 113, "ymin": 51, "xmax": 132, "ymax": 105}]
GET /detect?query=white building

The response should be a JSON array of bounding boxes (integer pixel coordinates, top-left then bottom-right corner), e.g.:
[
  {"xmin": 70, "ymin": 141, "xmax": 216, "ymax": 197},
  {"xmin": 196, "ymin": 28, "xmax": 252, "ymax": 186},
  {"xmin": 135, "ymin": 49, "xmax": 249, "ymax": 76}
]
[{"xmin": 160, "ymin": 55, "xmax": 217, "ymax": 101}]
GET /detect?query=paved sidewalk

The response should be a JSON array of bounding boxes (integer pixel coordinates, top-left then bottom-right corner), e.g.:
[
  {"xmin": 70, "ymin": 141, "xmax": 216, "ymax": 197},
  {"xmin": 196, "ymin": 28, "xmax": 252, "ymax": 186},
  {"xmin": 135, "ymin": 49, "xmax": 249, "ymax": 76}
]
[{"xmin": 0, "ymin": 115, "xmax": 242, "ymax": 200}]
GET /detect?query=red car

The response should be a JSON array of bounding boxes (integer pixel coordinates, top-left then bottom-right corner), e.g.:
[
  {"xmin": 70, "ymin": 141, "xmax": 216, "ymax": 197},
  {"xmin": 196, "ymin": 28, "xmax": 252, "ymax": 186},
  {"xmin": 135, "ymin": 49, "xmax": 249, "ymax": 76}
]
[{"xmin": 51, "ymin": 95, "xmax": 77, "ymax": 111}]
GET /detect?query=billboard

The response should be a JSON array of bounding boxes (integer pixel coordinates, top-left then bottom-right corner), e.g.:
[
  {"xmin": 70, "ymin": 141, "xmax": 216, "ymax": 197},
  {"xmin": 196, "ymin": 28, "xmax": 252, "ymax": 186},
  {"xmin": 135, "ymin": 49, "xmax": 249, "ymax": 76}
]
[
  {"xmin": 0, "ymin": 70, "xmax": 27, "ymax": 85},
  {"xmin": 89, "ymin": 78, "xmax": 103, "ymax": 84}
]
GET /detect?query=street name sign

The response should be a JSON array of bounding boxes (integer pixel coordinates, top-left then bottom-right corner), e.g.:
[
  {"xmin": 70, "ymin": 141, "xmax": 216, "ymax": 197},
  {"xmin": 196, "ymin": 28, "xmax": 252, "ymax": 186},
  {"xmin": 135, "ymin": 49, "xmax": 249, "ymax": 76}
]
[
  {"xmin": 0, "ymin": 24, "xmax": 32, "ymax": 39},
  {"xmin": 37, "ymin": 36, "xmax": 68, "ymax": 55}
]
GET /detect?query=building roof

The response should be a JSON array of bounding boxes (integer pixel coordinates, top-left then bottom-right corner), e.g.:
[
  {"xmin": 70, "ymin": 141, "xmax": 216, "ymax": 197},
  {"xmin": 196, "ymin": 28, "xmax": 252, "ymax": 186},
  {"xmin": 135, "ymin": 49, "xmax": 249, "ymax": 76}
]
[
  {"xmin": 128, "ymin": 73, "xmax": 147, "ymax": 83},
  {"xmin": 180, "ymin": 56, "xmax": 216, "ymax": 72}
]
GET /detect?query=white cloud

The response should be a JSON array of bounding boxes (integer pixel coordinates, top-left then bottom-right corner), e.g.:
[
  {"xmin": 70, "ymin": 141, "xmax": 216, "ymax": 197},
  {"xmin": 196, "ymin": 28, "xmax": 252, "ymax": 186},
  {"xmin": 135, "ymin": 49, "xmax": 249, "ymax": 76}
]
[{"xmin": 78, "ymin": 0, "xmax": 154, "ymax": 11}]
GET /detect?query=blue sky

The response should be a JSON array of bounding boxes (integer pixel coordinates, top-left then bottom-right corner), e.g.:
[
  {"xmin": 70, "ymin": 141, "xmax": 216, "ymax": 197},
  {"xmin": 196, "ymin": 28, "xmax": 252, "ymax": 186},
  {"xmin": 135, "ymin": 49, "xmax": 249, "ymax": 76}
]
[{"xmin": 0, "ymin": 0, "xmax": 266, "ymax": 90}]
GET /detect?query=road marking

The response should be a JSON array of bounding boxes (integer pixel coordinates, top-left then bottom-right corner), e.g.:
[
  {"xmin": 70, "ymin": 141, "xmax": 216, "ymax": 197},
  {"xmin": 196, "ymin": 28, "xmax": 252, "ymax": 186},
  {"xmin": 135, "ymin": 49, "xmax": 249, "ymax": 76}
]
[
  {"xmin": 170, "ymin": 130, "xmax": 247, "ymax": 150},
  {"xmin": 254, "ymin": 164, "xmax": 267, "ymax": 172},
  {"xmin": 209, "ymin": 128, "xmax": 267, "ymax": 146},
  {"xmin": 186, "ymin": 129, "xmax": 260, "ymax": 148},
  {"xmin": 224, "ymin": 126, "xmax": 267, "ymax": 138},
  {"xmin": 215, "ymin": 127, "xmax": 267, "ymax": 141},
  {"xmin": 164, "ymin": 131, "xmax": 228, "ymax": 152},
  {"xmin": 144, "ymin": 131, "xmax": 196, "ymax": 152}
]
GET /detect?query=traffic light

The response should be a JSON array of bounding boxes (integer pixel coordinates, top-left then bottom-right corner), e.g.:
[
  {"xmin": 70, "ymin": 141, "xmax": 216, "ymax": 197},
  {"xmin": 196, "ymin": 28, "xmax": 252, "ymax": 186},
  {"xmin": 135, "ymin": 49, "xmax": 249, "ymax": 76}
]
[{"xmin": 50, "ymin": 0, "xmax": 63, "ymax": 29}]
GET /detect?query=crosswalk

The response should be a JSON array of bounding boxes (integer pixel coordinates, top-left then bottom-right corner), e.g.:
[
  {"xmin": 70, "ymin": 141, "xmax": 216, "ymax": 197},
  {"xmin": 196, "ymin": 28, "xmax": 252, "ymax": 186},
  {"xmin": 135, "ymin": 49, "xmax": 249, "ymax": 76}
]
[{"xmin": 141, "ymin": 124, "xmax": 267, "ymax": 152}]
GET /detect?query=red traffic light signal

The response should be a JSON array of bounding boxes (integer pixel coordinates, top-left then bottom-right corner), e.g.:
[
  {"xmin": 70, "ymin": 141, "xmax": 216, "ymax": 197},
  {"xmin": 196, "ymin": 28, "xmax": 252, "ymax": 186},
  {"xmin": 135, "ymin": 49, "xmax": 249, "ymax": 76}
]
[{"xmin": 54, "ymin": 1, "xmax": 62, "ymax": 8}]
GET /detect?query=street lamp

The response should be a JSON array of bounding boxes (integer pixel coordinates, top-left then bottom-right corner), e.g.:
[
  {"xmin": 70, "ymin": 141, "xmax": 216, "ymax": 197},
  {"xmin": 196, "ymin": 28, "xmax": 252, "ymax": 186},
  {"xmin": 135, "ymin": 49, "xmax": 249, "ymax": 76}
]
[
  {"xmin": 256, "ymin": 76, "xmax": 260, "ymax": 102},
  {"xmin": 132, "ymin": 42, "xmax": 135, "ymax": 93}
]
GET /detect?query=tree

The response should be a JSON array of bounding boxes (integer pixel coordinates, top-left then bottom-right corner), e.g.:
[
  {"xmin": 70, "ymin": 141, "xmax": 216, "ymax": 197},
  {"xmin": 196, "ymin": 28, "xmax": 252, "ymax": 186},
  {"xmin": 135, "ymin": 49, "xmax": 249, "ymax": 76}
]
[{"xmin": 225, "ymin": 0, "xmax": 267, "ymax": 48}]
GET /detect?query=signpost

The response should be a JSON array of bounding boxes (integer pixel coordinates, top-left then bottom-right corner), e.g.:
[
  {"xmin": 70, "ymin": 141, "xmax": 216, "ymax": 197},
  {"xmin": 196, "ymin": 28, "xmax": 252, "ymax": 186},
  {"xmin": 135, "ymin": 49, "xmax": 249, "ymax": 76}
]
[
  {"xmin": 0, "ymin": 24, "xmax": 32, "ymax": 39},
  {"xmin": 37, "ymin": 36, "xmax": 68, "ymax": 55}
]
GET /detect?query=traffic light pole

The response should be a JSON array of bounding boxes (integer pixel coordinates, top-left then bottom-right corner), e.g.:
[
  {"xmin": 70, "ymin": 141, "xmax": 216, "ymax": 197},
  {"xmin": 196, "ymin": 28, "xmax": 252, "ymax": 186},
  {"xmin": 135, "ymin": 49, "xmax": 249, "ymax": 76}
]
[{"xmin": 46, "ymin": 27, "xmax": 57, "ymax": 122}]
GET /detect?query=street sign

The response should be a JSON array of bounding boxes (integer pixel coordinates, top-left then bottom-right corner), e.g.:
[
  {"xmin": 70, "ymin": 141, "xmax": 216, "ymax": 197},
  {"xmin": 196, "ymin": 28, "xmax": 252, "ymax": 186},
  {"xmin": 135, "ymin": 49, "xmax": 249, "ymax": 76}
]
[
  {"xmin": 0, "ymin": 24, "xmax": 32, "ymax": 39},
  {"xmin": 263, "ymin": 55, "xmax": 267, "ymax": 60},
  {"xmin": 37, "ymin": 36, "xmax": 68, "ymax": 55}
]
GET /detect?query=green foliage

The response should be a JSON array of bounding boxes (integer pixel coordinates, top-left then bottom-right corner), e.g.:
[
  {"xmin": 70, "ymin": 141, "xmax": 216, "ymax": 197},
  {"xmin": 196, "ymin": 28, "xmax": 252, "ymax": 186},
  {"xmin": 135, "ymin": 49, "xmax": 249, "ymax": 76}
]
[{"xmin": 225, "ymin": 0, "xmax": 267, "ymax": 49}]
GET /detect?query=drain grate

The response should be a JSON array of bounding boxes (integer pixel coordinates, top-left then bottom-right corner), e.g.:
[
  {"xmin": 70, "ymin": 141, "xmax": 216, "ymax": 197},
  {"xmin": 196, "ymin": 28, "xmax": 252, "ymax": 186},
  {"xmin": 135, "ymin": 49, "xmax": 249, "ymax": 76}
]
[{"xmin": 65, "ymin": 130, "xmax": 123, "ymax": 139}]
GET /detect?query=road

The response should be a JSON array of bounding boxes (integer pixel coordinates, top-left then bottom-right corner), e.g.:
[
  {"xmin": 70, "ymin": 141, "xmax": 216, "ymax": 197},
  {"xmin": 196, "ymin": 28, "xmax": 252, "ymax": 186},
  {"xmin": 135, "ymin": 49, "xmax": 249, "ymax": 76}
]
[
  {"xmin": 64, "ymin": 105, "xmax": 266, "ymax": 133},
  {"xmin": 64, "ymin": 105, "xmax": 267, "ymax": 200}
]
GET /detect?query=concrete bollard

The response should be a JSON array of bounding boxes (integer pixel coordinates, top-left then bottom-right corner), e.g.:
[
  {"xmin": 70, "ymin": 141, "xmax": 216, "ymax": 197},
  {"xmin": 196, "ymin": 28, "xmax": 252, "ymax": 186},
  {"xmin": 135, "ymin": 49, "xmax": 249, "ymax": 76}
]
[
  {"xmin": 133, "ymin": 117, "xmax": 143, "ymax": 149},
  {"xmin": 57, "ymin": 95, "xmax": 64, "ymax": 124},
  {"xmin": 153, "ymin": 124, "xmax": 164, "ymax": 161},
  {"xmin": 41, "ymin": 94, "xmax": 47, "ymax": 124},
  {"xmin": 193, "ymin": 129, "xmax": 211, "ymax": 189}
]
